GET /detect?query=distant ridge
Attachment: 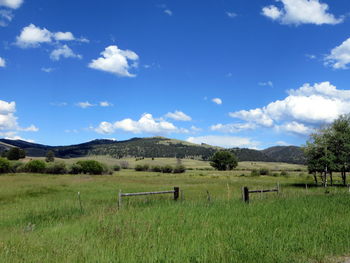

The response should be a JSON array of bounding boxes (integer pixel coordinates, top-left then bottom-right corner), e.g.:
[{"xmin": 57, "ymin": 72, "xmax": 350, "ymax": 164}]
[{"xmin": 0, "ymin": 137, "xmax": 306, "ymax": 164}]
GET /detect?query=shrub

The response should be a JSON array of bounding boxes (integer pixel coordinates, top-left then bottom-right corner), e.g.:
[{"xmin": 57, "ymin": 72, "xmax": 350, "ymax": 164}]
[
  {"xmin": 259, "ymin": 168, "xmax": 270, "ymax": 176},
  {"xmin": 161, "ymin": 165, "xmax": 173, "ymax": 173},
  {"xmin": 24, "ymin": 160, "xmax": 46, "ymax": 173},
  {"xmin": 45, "ymin": 150, "xmax": 55, "ymax": 162},
  {"xmin": 76, "ymin": 160, "xmax": 104, "ymax": 175},
  {"xmin": 46, "ymin": 162, "xmax": 67, "ymax": 174},
  {"xmin": 280, "ymin": 170, "xmax": 288, "ymax": 176},
  {"xmin": 250, "ymin": 169, "xmax": 259, "ymax": 176},
  {"xmin": 173, "ymin": 164, "xmax": 186, "ymax": 173},
  {"xmin": 69, "ymin": 163, "xmax": 83, "ymax": 174},
  {"xmin": 135, "ymin": 164, "xmax": 149, "ymax": 171},
  {"xmin": 0, "ymin": 158, "xmax": 11, "ymax": 173},
  {"xmin": 9, "ymin": 161, "xmax": 24, "ymax": 173},
  {"xmin": 119, "ymin": 161, "xmax": 129, "ymax": 169},
  {"xmin": 113, "ymin": 165, "xmax": 121, "ymax": 171},
  {"xmin": 151, "ymin": 165, "xmax": 162, "ymax": 172}
]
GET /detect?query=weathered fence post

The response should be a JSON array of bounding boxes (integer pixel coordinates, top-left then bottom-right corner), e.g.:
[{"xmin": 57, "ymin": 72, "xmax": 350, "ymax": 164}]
[
  {"xmin": 277, "ymin": 182, "xmax": 280, "ymax": 193},
  {"xmin": 243, "ymin": 187, "xmax": 249, "ymax": 203},
  {"xmin": 174, "ymin": 187, "xmax": 179, "ymax": 201},
  {"xmin": 118, "ymin": 189, "xmax": 122, "ymax": 209},
  {"xmin": 206, "ymin": 190, "xmax": 211, "ymax": 202}
]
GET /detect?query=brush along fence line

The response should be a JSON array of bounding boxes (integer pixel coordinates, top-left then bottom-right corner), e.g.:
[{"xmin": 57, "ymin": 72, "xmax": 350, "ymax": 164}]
[
  {"xmin": 118, "ymin": 187, "xmax": 180, "ymax": 208},
  {"xmin": 242, "ymin": 183, "xmax": 280, "ymax": 203}
]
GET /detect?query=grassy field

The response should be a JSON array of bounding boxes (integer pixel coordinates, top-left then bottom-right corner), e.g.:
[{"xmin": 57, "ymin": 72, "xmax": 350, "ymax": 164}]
[{"xmin": 1, "ymin": 168, "xmax": 350, "ymax": 263}]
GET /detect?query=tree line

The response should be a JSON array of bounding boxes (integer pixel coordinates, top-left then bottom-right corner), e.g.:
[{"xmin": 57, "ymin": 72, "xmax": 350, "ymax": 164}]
[{"xmin": 304, "ymin": 115, "xmax": 350, "ymax": 186}]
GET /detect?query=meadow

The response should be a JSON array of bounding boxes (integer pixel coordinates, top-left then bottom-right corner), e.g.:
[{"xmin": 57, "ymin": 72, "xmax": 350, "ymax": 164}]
[{"xmin": 1, "ymin": 159, "xmax": 350, "ymax": 263}]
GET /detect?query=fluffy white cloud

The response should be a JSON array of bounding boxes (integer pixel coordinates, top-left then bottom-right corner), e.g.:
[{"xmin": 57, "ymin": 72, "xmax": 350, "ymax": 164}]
[
  {"xmin": 95, "ymin": 113, "xmax": 187, "ymax": 135},
  {"xmin": 0, "ymin": 0, "xmax": 23, "ymax": 9},
  {"xmin": 50, "ymin": 45, "xmax": 82, "ymax": 61},
  {"xmin": 15, "ymin": 24, "xmax": 88, "ymax": 48},
  {"xmin": 186, "ymin": 135, "xmax": 260, "ymax": 149},
  {"xmin": 41, "ymin": 67, "xmax": 54, "ymax": 73},
  {"xmin": 212, "ymin": 98, "xmax": 222, "ymax": 105},
  {"xmin": 262, "ymin": 0, "xmax": 343, "ymax": 26},
  {"xmin": 16, "ymin": 24, "xmax": 52, "ymax": 48},
  {"xmin": 0, "ymin": 100, "xmax": 38, "ymax": 140},
  {"xmin": 76, "ymin": 101, "xmax": 94, "ymax": 109},
  {"xmin": 99, "ymin": 101, "xmax": 113, "ymax": 107},
  {"xmin": 211, "ymin": 123, "xmax": 256, "ymax": 133},
  {"xmin": 54, "ymin": 32, "xmax": 75, "ymax": 41},
  {"xmin": 325, "ymin": 38, "xmax": 350, "ymax": 69},
  {"xmin": 0, "ymin": 56, "xmax": 5, "ymax": 67},
  {"xmin": 230, "ymin": 82, "xmax": 350, "ymax": 135},
  {"xmin": 165, "ymin": 111, "xmax": 192, "ymax": 121},
  {"xmin": 88, "ymin": 45, "xmax": 139, "ymax": 77}
]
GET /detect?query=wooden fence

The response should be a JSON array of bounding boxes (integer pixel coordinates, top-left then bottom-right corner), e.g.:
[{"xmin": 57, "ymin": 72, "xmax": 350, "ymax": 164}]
[
  {"xmin": 118, "ymin": 187, "xmax": 179, "ymax": 208},
  {"xmin": 242, "ymin": 184, "xmax": 280, "ymax": 203}
]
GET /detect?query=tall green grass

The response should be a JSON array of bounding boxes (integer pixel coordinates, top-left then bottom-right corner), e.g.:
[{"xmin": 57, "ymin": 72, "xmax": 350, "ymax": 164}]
[{"xmin": 0, "ymin": 172, "xmax": 349, "ymax": 262}]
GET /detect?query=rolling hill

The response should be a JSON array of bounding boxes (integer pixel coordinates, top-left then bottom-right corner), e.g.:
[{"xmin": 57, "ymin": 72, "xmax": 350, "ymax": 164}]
[{"xmin": 0, "ymin": 137, "xmax": 306, "ymax": 164}]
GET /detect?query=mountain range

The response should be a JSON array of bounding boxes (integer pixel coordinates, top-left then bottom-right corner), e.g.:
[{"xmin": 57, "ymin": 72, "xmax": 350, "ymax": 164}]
[{"xmin": 0, "ymin": 137, "xmax": 306, "ymax": 164}]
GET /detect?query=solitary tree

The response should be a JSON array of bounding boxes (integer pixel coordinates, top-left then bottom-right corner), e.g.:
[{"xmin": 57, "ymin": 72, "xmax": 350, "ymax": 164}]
[
  {"xmin": 6, "ymin": 147, "xmax": 26, "ymax": 160},
  {"xmin": 210, "ymin": 151, "xmax": 238, "ymax": 171},
  {"xmin": 45, "ymin": 150, "xmax": 55, "ymax": 162}
]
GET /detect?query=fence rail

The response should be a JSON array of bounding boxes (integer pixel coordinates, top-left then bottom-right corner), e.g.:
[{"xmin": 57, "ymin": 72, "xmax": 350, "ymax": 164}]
[
  {"xmin": 118, "ymin": 187, "xmax": 179, "ymax": 208},
  {"xmin": 242, "ymin": 184, "xmax": 280, "ymax": 203}
]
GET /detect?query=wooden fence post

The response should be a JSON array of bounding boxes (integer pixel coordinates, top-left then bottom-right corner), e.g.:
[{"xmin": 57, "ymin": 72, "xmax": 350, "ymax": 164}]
[
  {"xmin": 174, "ymin": 187, "xmax": 179, "ymax": 201},
  {"xmin": 243, "ymin": 187, "xmax": 249, "ymax": 203},
  {"xmin": 118, "ymin": 189, "xmax": 122, "ymax": 209}
]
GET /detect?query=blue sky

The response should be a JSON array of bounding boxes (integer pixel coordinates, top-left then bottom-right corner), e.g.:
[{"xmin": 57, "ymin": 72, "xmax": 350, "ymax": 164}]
[{"xmin": 1, "ymin": 0, "xmax": 350, "ymax": 149}]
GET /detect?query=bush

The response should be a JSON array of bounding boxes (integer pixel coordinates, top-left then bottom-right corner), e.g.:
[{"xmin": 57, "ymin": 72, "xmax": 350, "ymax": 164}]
[
  {"xmin": 76, "ymin": 160, "xmax": 105, "ymax": 175},
  {"xmin": 173, "ymin": 164, "xmax": 186, "ymax": 173},
  {"xmin": 46, "ymin": 162, "xmax": 67, "ymax": 174},
  {"xmin": 69, "ymin": 163, "xmax": 83, "ymax": 174},
  {"xmin": 161, "ymin": 165, "xmax": 173, "ymax": 173},
  {"xmin": 9, "ymin": 161, "xmax": 24, "ymax": 173},
  {"xmin": 259, "ymin": 168, "xmax": 270, "ymax": 176},
  {"xmin": 45, "ymin": 150, "xmax": 55, "ymax": 162},
  {"xmin": 280, "ymin": 170, "xmax": 288, "ymax": 176},
  {"xmin": 135, "ymin": 164, "xmax": 149, "ymax": 171},
  {"xmin": 113, "ymin": 165, "xmax": 121, "ymax": 171},
  {"xmin": 119, "ymin": 161, "xmax": 129, "ymax": 169},
  {"xmin": 0, "ymin": 158, "xmax": 11, "ymax": 173},
  {"xmin": 151, "ymin": 165, "xmax": 162, "ymax": 172},
  {"xmin": 250, "ymin": 169, "xmax": 259, "ymax": 176},
  {"xmin": 24, "ymin": 160, "xmax": 46, "ymax": 173}
]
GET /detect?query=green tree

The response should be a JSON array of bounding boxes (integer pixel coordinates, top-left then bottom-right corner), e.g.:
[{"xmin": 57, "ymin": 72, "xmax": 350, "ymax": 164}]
[
  {"xmin": 45, "ymin": 150, "xmax": 55, "ymax": 162},
  {"xmin": 210, "ymin": 151, "xmax": 238, "ymax": 171},
  {"xmin": 7, "ymin": 147, "xmax": 26, "ymax": 160}
]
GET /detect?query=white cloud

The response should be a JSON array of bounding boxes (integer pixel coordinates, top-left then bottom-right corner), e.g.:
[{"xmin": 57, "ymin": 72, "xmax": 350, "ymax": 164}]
[
  {"xmin": 165, "ymin": 110, "xmax": 192, "ymax": 121},
  {"xmin": 0, "ymin": 100, "xmax": 38, "ymax": 140},
  {"xmin": 0, "ymin": 0, "xmax": 23, "ymax": 9},
  {"xmin": 50, "ymin": 45, "xmax": 82, "ymax": 61},
  {"xmin": 230, "ymin": 82, "xmax": 350, "ymax": 136},
  {"xmin": 306, "ymin": 54, "xmax": 316, "ymax": 59},
  {"xmin": 99, "ymin": 101, "xmax": 113, "ymax": 107},
  {"xmin": 16, "ymin": 24, "xmax": 52, "ymax": 48},
  {"xmin": 226, "ymin": 12, "xmax": 237, "ymax": 18},
  {"xmin": 212, "ymin": 98, "xmax": 222, "ymax": 105},
  {"xmin": 88, "ymin": 45, "xmax": 139, "ymax": 77},
  {"xmin": 164, "ymin": 9, "xmax": 172, "ymax": 16},
  {"xmin": 41, "ymin": 67, "xmax": 54, "ymax": 73},
  {"xmin": 76, "ymin": 101, "xmax": 94, "ymax": 109},
  {"xmin": 95, "ymin": 113, "xmax": 187, "ymax": 135},
  {"xmin": 0, "ymin": 9, "xmax": 13, "ymax": 27},
  {"xmin": 325, "ymin": 38, "xmax": 350, "ymax": 69},
  {"xmin": 259, "ymin": 81, "xmax": 273, "ymax": 87},
  {"xmin": 262, "ymin": 0, "xmax": 343, "ymax": 26},
  {"xmin": 276, "ymin": 140, "xmax": 290, "ymax": 146},
  {"xmin": 186, "ymin": 135, "xmax": 260, "ymax": 149},
  {"xmin": 0, "ymin": 56, "xmax": 5, "ymax": 67},
  {"xmin": 15, "ymin": 24, "xmax": 88, "ymax": 48},
  {"xmin": 211, "ymin": 123, "xmax": 256, "ymax": 133}
]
